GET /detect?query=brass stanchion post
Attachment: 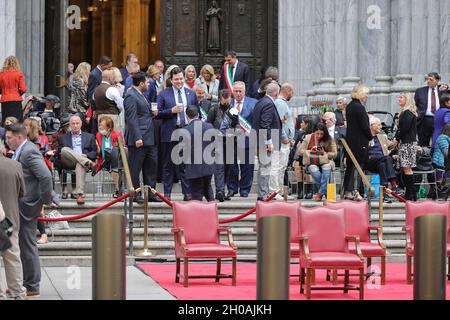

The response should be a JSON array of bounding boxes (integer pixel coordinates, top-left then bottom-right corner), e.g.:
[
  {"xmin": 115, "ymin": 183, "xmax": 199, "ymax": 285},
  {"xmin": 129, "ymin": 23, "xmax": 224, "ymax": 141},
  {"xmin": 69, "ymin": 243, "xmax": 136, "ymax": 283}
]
[
  {"xmin": 283, "ymin": 186, "xmax": 289, "ymax": 202},
  {"xmin": 257, "ymin": 216, "xmax": 290, "ymax": 300},
  {"xmin": 137, "ymin": 186, "xmax": 154, "ymax": 257},
  {"xmin": 414, "ymin": 214, "xmax": 447, "ymax": 300},
  {"xmin": 92, "ymin": 211, "xmax": 126, "ymax": 300}
]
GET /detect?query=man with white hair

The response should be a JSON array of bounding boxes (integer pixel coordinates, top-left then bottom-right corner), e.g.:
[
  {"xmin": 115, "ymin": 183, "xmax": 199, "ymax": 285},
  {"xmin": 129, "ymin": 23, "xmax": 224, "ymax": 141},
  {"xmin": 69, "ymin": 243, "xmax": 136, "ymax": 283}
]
[
  {"xmin": 252, "ymin": 81, "xmax": 282, "ymax": 201},
  {"xmin": 323, "ymin": 112, "xmax": 346, "ymax": 167},
  {"xmin": 55, "ymin": 115, "xmax": 98, "ymax": 205},
  {"xmin": 335, "ymin": 96, "xmax": 347, "ymax": 127},
  {"xmin": 366, "ymin": 116, "xmax": 401, "ymax": 197}
]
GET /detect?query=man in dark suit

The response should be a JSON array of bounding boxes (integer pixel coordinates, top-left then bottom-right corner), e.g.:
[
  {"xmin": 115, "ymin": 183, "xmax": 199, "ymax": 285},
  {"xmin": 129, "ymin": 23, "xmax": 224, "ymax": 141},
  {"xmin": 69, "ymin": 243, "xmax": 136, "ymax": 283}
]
[
  {"xmin": 124, "ymin": 72, "xmax": 160, "ymax": 203},
  {"xmin": 220, "ymin": 81, "xmax": 257, "ymax": 198},
  {"xmin": 252, "ymin": 81, "xmax": 282, "ymax": 201},
  {"xmin": 157, "ymin": 67, "xmax": 198, "ymax": 200},
  {"xmin": 119, "ymin": 52, "xmax": 138, "ymax": 85},
  {"xmin": 56, "ymin": 115, "xmax": 98, "ymax": 205},
  {"xmin": 219, "ymin": 50, "xmax": 251, "ymax": 94},
  {"xmin": 415, "ymin": 72, "xmax": 450, "ymax": 147},
  {"xmin": 6, "ymin": 124, "xmax": 53, "ymax": 298},
  {"xmin": 183, "ymin": 106, "xmax": 215, "ymax": 201},
  {"xmin": 87, "ymin": 56, "xmax": 113, "ymax": 134}
]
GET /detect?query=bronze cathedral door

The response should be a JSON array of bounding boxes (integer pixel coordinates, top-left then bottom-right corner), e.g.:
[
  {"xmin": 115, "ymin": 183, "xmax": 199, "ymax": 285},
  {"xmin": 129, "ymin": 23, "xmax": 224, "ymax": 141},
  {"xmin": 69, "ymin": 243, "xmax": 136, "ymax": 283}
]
[{"xmin": 160, "ymin": 0, "xmax": 278, "ymax": 83}]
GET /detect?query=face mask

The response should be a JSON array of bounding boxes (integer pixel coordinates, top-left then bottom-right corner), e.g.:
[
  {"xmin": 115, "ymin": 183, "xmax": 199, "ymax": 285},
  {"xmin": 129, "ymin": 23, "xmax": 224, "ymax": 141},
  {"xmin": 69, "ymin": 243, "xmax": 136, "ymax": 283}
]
[{"xmin": 100, "ymin": 130, "xmax": 108, "ymax": 136}]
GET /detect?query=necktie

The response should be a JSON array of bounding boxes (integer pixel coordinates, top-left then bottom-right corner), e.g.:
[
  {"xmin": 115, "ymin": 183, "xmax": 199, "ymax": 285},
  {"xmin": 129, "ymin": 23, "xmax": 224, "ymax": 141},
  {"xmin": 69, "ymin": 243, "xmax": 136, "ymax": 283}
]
[
  {"xmin": 431, "ymin": 88, "xmax": 437, "ymax": 114},
  {"xmin": 236, "ymin": 102, "xmax": 242, "ymax": 113},
  {"xmin": 231, "ymin": 65, "xmax": 235, "ymax": 81},
  {"xmin": 178, "ymin": 90, "xmax": 186, "ymax": 127}
]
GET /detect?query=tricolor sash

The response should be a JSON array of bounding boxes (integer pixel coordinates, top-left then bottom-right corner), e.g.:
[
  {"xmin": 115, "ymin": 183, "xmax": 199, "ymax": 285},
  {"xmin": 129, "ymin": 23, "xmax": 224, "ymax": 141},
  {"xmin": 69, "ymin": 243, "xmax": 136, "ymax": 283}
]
[
  {"xmin": 223, "ymin": 63, "xmax": 234, "ymax": 93},
  {"xmin": 239, "ymin": 115, "xmax": 252, "ymax": 135},
  {"xmin": 199, "ymin": 106, "xmax": 208, "ymax": 122}
]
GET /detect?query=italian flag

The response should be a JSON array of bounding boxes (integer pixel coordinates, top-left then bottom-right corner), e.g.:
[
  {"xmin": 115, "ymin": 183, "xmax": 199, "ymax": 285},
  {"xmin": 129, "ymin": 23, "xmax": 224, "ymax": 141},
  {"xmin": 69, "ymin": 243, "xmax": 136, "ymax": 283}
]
[{"xmin": 223, "ymin": 63, "xmax": 234, "ymax": 93}]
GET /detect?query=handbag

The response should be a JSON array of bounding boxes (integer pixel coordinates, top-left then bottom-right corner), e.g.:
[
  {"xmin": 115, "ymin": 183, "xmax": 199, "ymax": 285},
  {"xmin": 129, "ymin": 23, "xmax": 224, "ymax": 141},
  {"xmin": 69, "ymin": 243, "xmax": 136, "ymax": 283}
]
[
  {"xmin": 0, "ymin": 201, "xmax": 13, "ymax": 252},
  {"xmin": 302, "ymin": 150, "xmax": 330, "ymax": 166}
]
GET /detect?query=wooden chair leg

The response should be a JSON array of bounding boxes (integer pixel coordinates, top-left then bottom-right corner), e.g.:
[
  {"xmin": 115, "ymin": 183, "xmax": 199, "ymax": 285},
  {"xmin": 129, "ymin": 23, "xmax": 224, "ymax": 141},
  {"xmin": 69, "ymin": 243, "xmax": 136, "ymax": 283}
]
[
  {"xmin": 183, "ymin": 258, "xmax": 189, "ymax": 288},
  {"xmin": 333, "ymin": 270, "xmax": 338, "ymax": 286},
  {"xmin": 359, "ymin": 268, "xmax": 365, "ymax": 300},
  {"xmin": 381, "ymin": 256, "xmax": 386, "ymax": 285},
  {"xmin": 232, "ymin": 257, "xmax": 237, "ymax": 286},
  {"xmin": 344, "ymin": 270, "xmax": 349, "ymax": 294},
  {"xmin": 306, "ymin": 269, "xmax": 312, "ymax": 300},
  {"xmin": 407, "ymin": 255, "xmax": 412, "ymax": 285},
  {"xmin": 175, "ymin": 258, "xmax": 180, "ymax": 283},
  {"xmin": 300, "ymin": 267, "xmax": 305, "ymax": 294},
  {"xmin": 216, "ymin": 258, "xmax": 222, "ymax": 283}
]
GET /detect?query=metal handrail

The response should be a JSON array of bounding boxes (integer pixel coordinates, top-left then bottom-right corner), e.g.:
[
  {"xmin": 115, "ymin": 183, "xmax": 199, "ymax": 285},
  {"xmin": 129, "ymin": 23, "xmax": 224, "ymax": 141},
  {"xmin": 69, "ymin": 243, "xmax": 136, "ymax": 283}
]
[
  {"xmin": 118, "ymin": 135, "xmax": 135, "ymax": 256},
  {"xmin": 340, "ymin": 138, "xmax": 374, "ymax": 197},
  {"xmin": 118, "ymin": 136, "xmax": 135, "ymax": 196}
]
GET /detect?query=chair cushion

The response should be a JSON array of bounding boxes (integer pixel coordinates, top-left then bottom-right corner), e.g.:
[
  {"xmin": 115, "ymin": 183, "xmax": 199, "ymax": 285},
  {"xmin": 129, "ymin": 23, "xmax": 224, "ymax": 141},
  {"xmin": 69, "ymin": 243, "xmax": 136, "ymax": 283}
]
[
  {"xmin": 349, "ymin": 242, "xmax": 386, "ymax": 257},
  {"xmin": 300, "ymin": 252, "xmax": 364, "ymax": 268},
  {"xmin": 406, "ymin": 244, "xmax": 450, "ymax": 256},
  {"xmin": 180, "ymin": 244, "xmax": 237, "ymax": 258}
]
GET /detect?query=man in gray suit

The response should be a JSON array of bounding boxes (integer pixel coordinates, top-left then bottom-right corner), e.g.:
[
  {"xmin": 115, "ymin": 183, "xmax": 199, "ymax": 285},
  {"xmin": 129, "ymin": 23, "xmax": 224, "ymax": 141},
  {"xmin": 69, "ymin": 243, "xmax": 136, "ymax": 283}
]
[
  {"xmin": 6, "ymin": 124, "xmax": 53, "ymax": 297},
  {"xmin": 0, "ymin": 153, "xmax": 27, "ymax": 300}
]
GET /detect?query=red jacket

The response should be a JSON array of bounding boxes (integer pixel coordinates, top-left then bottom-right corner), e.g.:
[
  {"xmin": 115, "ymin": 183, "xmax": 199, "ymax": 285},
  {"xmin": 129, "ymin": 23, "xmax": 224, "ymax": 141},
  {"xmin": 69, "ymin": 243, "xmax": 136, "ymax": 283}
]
[
  {"xmin": 95, "ymin": 131, "xmax": 123, "ymax": 173},
  {"xmin": 0, "ymin": 70, "xmax": 27, "ymax": 102}
]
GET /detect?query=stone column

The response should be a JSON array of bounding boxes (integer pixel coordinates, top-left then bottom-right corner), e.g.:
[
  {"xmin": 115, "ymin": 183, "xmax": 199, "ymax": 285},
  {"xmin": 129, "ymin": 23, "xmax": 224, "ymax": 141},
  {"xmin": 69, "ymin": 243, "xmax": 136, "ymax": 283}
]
[
  {"xmin": 440, "ymin": 0, "xmax": 450, "ymax": 79},
  {"xmin": 392, "ymin": 0, "xmax": 414, "ymax": 91},
  {"xmin": 15, "ymin": 0, "xmax": 46, "ymax": 95},
  {"xmin": 338, "ymin": 0, "xmax": 360, "ymax": 94},
  {"xmin": 427, "ymin": 1, "xmax": 441, "ymax": 73},
  {"xmin": 100, "ymin": 5, "xmax": 112, "ymax": 59},
  {"xmin": 0, "ymin": 0, "xmax": 16, "ymax": 66}
]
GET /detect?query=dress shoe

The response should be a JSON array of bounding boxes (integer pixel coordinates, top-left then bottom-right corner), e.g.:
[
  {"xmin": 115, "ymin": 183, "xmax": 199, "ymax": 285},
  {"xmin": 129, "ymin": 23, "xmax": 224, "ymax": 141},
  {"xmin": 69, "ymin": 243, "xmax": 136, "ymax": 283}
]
[
  {"xmin": 61, "ymin": 193, "xmax": 68, "ymax": 200},
  {"xmin": 70, "ymin": 193, "xmax": 77, "ymax": 200},
  {"xmin": 76, "ymin": 195, "xmax": 85, "ymax": 205},
  {"xmin": 113, "ymin": 190, "xmax": 121, "ymax": 199},
  {"xmin": 226, "ymin": 191, "xmax": 237, "ymax": 199},
  {"xmin": 240, "ymin": 194, "xmax": 249, "ymax": 198},
  {"xmin": 313, "ymin": 193, "xmax": 324, "ymax": 202},
  {"xmin": 183, "ymin": 195, "xmax": 192, "ymax": 202},
  {"xmin": 304, "ymin": 193, "xmax": 313, "ymax": 200},
  {"xmin": 216, "ymin": 191, "xmax": 225, "ymax": 202},
  {"xmin": 257, "ymin": 197, "xmax": 264, "ymax": 201},
  {"xmin": 26, "ymin": 290, "xmax": 40, "ymax": 298},
  {"xmin": 133, "ymin": 196, "xmax": 145, "ymax": 204}
]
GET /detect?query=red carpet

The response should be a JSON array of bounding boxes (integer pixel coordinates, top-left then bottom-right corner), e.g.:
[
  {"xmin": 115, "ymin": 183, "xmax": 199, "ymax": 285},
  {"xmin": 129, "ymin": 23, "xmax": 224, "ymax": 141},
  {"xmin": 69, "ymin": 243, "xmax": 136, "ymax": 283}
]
[{"xmin": 137, "ymin": 263, "xmax": 450, "ymax": 300}]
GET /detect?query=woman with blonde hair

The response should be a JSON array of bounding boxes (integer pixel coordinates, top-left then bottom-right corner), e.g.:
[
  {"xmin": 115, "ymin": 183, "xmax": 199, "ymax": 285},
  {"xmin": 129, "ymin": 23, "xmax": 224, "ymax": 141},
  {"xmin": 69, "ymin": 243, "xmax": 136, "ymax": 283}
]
[
  {"xmin": 68, "ymin": 62, "xmax": 91, "ymax": 114},
  {"xmin": 0, "ymin": 56, "xmax": 27, "ymax": 125},
  {"xmin": 393, "ymin": 92, "xmax": 418, "ymax": 201},
  {"xmin": 146, "ymin": 65, "xmax": 161, "ymax": 102},
  {"xmin": 184, "ymin": 65, "xmax": 197, "ymax": 89},
  {"xmin": 195, "ymin": 64, "xmax": 219, "ymax": 103},
  {"xmin": 343, "ymin": 84, "xmax": 373, "ymax": 200}
]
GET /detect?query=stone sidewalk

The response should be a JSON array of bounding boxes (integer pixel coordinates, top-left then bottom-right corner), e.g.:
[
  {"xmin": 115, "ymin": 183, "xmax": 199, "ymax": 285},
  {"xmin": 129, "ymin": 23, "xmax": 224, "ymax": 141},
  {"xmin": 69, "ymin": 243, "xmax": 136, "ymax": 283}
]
[{"xmin": 0, "ymin": 266, "xmax": 175, "ymax": 301}]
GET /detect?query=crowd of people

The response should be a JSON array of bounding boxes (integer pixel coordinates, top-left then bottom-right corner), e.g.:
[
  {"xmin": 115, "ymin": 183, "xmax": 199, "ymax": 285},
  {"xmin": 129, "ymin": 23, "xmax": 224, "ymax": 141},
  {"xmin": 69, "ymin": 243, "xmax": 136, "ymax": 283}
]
[{"xmin": 1, "ymin": 51, "xmax": 450, "ymax": 299}]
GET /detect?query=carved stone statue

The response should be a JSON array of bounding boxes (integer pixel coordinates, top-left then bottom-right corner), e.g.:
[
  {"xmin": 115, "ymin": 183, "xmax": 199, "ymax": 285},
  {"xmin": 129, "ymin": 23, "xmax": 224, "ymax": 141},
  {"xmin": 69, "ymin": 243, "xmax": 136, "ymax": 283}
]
[{"xmin": 206, "ymin": 0, "xmax": 223, "ymax": 51}]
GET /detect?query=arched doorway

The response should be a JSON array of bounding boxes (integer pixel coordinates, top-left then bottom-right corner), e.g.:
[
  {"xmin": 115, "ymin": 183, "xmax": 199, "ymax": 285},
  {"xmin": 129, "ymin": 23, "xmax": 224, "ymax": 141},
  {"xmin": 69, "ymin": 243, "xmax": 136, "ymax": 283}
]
[{"xmin": 69, "ymin": 0, "xmax": 161, "ymax": 69}]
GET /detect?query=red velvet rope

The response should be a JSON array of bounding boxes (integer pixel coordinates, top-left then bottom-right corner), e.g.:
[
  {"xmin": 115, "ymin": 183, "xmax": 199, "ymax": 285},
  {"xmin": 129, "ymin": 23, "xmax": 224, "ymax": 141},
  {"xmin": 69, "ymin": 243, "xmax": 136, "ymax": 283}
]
[
  {"xmin": 151, "ymin": 189, "xmax": 280, "ymax": 224},
  {"xmin": 384, "ymin": 187, "xmax": 407, "ymax": 203},
  {"xmin": 38, "ymin": 191, "xmax": 136, "ymax": 222}
]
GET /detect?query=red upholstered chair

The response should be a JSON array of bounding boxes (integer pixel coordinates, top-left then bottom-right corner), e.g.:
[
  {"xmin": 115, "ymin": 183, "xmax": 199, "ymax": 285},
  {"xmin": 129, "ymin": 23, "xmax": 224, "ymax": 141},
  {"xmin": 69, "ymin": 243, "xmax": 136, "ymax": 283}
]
[
  {"xmin": 171, "ymin": 201, "xmax": 237, "ymax": 287},
  {"xmin": 298, "ymin": 207, "xmax": 365, "ymax": 300},
  {"xmin": 404, "ymin": 201, "xmax": 450, "ymax": 284},
  {"xmin": 325, "ymin": 200, "xmax": 387, "ymax": 285},
  {"xmin": 255, "ymin": 201, "xmax": 301, "ymax": 260}
]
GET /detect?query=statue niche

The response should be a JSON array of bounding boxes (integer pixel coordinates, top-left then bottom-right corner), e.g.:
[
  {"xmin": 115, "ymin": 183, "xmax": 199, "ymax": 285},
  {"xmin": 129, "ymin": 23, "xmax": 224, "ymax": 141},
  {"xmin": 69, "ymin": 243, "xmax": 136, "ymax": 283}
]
[{"xmin": 206, "ymin": 0, "xmax": 223, "ymax": 52}]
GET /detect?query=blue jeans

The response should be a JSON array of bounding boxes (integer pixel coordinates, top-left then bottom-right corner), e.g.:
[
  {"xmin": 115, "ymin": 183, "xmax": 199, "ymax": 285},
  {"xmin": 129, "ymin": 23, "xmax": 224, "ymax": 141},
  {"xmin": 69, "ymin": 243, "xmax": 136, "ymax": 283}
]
[{"xmin": 308, "ymin": 165, "xmax": 332, "ymax": 195}]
